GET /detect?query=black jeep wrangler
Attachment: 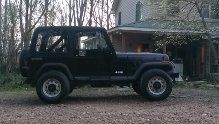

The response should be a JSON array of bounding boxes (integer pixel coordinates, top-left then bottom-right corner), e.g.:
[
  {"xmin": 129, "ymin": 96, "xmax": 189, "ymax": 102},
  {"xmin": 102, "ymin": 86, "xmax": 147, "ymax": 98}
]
[{"xmin": 19, "ymin": 26, "xmax": 178, "ymax": 103}]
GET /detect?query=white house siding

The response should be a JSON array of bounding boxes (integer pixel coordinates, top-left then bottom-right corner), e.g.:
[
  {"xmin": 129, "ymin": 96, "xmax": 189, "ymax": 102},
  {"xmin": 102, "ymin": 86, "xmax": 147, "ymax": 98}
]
[
  {"xmin": 115, "ymin": 0, "xmax": 170, "ymax": 26},
  {"xmin": 144, "ymin": 0, "xmax": 168, "ymax": 19},
  {"xmin": 115, "ymin": 0, "xmax": 149, "ymax": 26},
  {"xmin": 178, "ymin": 1, "xmax": 201, "ymax": 21},
  {"xmin": 145, "ymin": 0, "xmax": 200, "ymax": 20},
  {"xmin": 114, "ymin": 0, "xmax": 202, "ymax": 26}
]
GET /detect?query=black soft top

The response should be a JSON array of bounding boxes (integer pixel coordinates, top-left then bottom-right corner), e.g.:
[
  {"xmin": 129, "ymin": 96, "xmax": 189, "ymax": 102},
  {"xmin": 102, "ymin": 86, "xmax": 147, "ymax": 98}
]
[{"xmin": 34, "ymin": 26, "xmax": 107, "ymax": 33}]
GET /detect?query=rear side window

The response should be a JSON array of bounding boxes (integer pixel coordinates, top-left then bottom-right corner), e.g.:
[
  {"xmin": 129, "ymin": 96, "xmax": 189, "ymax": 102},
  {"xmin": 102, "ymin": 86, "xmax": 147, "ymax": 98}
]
[
  {"xmin": 36, "ymin": 31, "xmax": 68, "ymax": 53},
  {"xmin": 76, "ymin": 31, "xmax": 108, "ymax": 50}
]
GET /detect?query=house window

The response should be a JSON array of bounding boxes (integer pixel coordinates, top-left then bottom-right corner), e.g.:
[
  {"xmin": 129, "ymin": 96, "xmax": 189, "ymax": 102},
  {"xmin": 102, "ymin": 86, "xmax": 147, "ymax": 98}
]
[
  {"xmin": 136, "ymin": 1, "xmax": 143, "ymax": 22},
  {"xmin": 210, "ymin": 2, "xmax": 219, "ymax": 19},
  {"xmin": 202, "ymin": 4, "xmax": 210, "ymax": 18},
  {"xmin": 167, "ymin": 1, "xmax": 180, "ymax": 17},
  {"xmin": 118, "ymin": 12, "xmax": 121, "ymax": 25},
  {"xmin": 202, "ymin": 2, "xmax": 219, "ymax": 19}
]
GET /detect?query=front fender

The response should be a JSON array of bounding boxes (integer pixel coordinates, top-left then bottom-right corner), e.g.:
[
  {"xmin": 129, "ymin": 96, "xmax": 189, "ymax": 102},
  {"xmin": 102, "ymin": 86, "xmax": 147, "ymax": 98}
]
[{"xmin": 133, "ymin": 62, "xmax": 174, "ymax": 80}]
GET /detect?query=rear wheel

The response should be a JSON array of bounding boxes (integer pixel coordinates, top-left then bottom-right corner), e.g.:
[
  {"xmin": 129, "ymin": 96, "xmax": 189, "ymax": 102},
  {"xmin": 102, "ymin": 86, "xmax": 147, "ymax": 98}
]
[
  {"xmin": 140, "ymin": 69, "xmax": 172, "ymax": 101},
  {"xmin": 36, "ymin": 71, "xmax": 70, "ymax": 103}
]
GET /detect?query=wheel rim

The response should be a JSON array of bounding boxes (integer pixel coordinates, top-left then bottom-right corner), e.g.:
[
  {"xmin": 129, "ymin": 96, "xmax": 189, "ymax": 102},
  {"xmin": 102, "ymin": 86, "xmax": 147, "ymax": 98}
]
[
  {"xmin": 147, "ymin": 76, "xmax": 167, "ymax": 95},
  {"xmin": 42, "ymin": 78, "xmax": 61, "ymax": 98}
]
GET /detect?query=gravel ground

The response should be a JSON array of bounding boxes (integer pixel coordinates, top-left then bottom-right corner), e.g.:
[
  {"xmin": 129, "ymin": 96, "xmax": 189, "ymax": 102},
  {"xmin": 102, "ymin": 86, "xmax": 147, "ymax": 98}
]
[{"xmin": 0, "ymin": 87, "xmax": 218, "ymax": 124}]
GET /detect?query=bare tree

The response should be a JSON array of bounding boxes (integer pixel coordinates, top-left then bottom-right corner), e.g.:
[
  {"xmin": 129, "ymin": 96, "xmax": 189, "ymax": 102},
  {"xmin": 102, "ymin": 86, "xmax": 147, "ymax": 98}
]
[
  {"xmin": 92, "ymin": 0, "xmax": 114, "ymax": 28},
  {"xmin": 0, "ymin": 0, "xmax": 2, "ymax": 63},
  {"xmin": 19, "ymin": 0, "xmax": 48, "ymax": 49},
  {"xmin": 67, "ymin": 0, "xmax": 76, "ymax": 26},
  {"xmin": 0, "ymin": 0, "xmax": 115, "ymax": 73},
  {"xmin": 68, "ymin": 0, "xmax": 73, "ymax": 26},
  {"xmin": 7, "ymin": 0, "xmax": 18, "ymax": 72},
  {"xmin": 106, "ymin": 0, "xmax": 110, "ymax": 29},
  {"xmin": 88, "ymin": 0, "xmax": 95, "ymax": 26},
  {"xmin": 100, "ymin": 0, "xmax": 104, "ymax": 27},
  {"xmin": 2, "ymin": 0, "xmax": 8, "ymax": 64},
  {"xmin": 75, "ymin": 0, "xmax": 88, "ymax": 26},
  {"xmin": 44, "ymin": 0, "xmax": 50, "ymax": 26}
]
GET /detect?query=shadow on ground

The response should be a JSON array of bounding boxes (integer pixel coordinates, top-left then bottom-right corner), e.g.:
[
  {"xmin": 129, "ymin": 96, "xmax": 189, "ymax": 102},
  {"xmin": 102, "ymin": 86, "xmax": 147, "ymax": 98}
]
[{"xmin": 0, "ymin": 88, "xmax": 218, "ymax": 107}]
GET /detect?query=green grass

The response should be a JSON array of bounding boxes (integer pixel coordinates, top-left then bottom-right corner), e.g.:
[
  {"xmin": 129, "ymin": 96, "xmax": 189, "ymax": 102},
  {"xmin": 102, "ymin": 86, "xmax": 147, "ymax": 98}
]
[
  {"xmin": 174, "ymin": 81, "xmax": 219, "ymax": 91},
  {"xmin": 0, "ymin": 73, "xmax": 33, "ymax": 92}
]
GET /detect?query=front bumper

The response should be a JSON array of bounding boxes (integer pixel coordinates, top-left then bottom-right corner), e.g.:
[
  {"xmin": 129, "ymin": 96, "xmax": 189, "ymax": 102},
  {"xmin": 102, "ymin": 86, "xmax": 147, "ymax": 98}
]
[
  {"xmin": 170, "ymin": 73, "xmax": 179, "ymax": 79},
  {"xmin": 168, "ymin": 72, "xmax": 179, "ymax": 84}
]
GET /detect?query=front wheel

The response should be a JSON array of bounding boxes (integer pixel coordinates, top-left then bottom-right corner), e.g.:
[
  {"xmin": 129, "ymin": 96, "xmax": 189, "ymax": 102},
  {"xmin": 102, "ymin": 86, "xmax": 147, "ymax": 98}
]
[
  {"xmin": 36, "ymin": 71, "xmax": 70, "ymax": 103},
  {"xmin": 140, "ymin": 69, "xmax": 173, "ymax": 101}
]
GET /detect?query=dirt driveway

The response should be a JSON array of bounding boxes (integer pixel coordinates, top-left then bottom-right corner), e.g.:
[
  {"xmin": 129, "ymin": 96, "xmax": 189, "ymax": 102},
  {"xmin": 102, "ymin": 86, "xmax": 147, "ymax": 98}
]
[{"xmin": 0, "ymin": 87, "xmax": 218, "ymax": 124}]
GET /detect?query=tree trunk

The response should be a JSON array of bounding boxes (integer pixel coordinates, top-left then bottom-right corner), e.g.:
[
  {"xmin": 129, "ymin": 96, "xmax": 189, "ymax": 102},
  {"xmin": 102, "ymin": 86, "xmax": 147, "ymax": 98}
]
[
  {"xmin": 44, "ymin": 0, "xmax": 49, "ymax": 26},
  {"xmin": 88, "ymin": 0, "xmax": 94, "ymax": 26},
  {"xmin": 0, "ymin": 0, "xmax": 2, "ymax": 63},
  {"xmin": 77, "ymin": 0, "xmax": 88, "ymax": 26},
  {"xmin": 68, "ymin": 0, "xmax": 72, "ymax": 26},
  {"xmin": 19, "ymin": 0, "xmax": 25, "ymax": 50},
  {"xmin": 18, "ymin": 0, "xmax": 47, "ymax": 49},
  {"xmin": 3, "ymin": 0, "xmax": 8, "ymax": 64},
  {"xmin": 106, "ymin": 0, "xmax": 110, "ymax": 30},
  {"xmin": 24, "ymin": 0, "xmax": 30, "ymax": 48},
  {"xmin": 8, "ymin": 0, "xmax": 17, "ymax": 72},
  {"xmin": 72, "ymin": 1, "xmax": 76, "ymax": 26},
  {"xmin": 100, "ymin": 0, "xmax": 104, "ymax": 27}
]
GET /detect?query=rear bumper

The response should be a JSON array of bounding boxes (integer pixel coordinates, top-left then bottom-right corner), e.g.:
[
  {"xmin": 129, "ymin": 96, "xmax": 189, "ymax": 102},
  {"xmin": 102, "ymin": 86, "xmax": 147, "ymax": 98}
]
[{"xmin": 20, "ymin": 66, "xmax": 31, "ymax": 77}]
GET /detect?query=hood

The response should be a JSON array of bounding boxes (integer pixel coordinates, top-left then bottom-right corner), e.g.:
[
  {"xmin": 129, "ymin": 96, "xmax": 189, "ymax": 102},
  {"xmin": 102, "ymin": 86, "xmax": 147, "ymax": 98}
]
[{"xmin": 116, "ymin": 52, "xmax": 167, "ymax": 62}]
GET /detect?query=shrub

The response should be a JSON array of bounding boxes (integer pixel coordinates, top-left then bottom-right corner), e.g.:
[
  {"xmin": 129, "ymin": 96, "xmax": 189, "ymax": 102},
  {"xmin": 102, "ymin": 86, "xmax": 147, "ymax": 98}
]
[{"xmin": 0, "ymin": 72, "xmax": 32, "ymax": 91}]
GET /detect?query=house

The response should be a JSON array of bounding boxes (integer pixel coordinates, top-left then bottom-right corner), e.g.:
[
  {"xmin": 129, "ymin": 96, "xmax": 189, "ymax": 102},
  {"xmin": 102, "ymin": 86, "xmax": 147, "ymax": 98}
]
[{"xmin": 109, "ymin": 0, "xmax": 219, "ymax": 79}]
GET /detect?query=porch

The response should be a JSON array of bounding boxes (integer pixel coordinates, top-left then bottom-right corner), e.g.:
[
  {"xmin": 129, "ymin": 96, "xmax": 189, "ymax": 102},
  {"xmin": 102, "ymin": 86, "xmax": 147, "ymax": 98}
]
[{"xmin": 108, "ymin": 30, "xmax": 207, "ymax": 79}]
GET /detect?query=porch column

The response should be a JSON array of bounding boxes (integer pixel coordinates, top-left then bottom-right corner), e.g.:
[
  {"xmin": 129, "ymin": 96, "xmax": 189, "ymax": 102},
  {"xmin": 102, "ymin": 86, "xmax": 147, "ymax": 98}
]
[
  {"xmin": 206, "ymin": 43, "xmax": 211, "ymax": 75},
  {"xmin": 122, "ymin": 34, "xmax": 126, "ymax": 51},
  {"xmin": 217, "ymin": 43, "xmax": 219, "ymax": 72}
]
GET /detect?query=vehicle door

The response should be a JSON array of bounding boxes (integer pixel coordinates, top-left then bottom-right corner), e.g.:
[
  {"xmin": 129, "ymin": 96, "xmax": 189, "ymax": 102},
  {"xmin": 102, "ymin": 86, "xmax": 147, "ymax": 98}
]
[
  {"xmin": 30, "ymin": 29, "xmax": 71, "ymax": 73},
  {"xmin": 72, "ymin": 31, "xmax": 114, "ymax": 80}
]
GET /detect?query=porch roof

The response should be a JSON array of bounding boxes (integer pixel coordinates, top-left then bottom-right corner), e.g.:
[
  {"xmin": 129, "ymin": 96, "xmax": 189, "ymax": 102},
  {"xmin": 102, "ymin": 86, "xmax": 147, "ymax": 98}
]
[{"xmin": 108, "ymin": 19, "xmax": 219, "ymax": 38}]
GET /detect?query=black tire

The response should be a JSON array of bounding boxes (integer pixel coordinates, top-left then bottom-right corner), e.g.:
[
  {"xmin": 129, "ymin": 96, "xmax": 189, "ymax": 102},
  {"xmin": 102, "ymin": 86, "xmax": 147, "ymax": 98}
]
[
  {"xmin": 132, "ymin": 83, "xmax": 142, "ymax": 95},
  {"xmin": 140, "ymin": 69, "xmax": 172, "ymax": 101},
  {"xmin": 36, "ymin": 71, "xmax": 70, "ymax": 103}
]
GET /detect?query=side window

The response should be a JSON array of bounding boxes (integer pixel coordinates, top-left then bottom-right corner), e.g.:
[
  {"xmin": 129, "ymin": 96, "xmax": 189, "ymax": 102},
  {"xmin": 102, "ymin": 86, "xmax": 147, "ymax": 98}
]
[
  {"xmin": 36, "ymin": 34, "xmax": 43, "ymax": 52},
  {"xmin": 36, "ymin": 32, "xmax": 67, "ymax": 53},
  {"xmin": 77, "ymin": 32, "xmax": 108, "ymax": 50}
]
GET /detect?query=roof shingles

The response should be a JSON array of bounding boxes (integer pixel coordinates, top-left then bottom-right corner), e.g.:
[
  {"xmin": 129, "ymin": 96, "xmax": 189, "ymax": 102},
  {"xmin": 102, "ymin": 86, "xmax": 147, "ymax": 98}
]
[{"xmin": 110, "ymin": 19, "xmax": 219, "ymax": 36}]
